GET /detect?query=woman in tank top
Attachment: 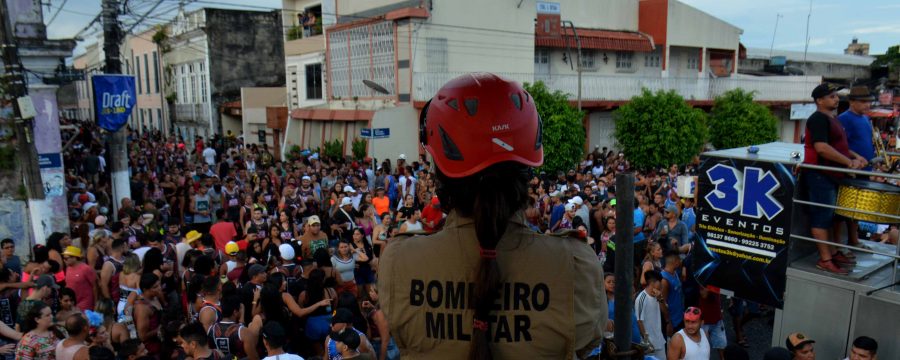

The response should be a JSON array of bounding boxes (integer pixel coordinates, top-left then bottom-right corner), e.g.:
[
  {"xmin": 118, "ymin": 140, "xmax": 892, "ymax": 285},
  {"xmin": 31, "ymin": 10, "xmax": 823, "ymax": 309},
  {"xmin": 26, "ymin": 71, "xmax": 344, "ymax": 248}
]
[
  {"xmin": 116, "ymin": 255, "xmax": 142, "ymax": 318},
  {"xmin": 331, "ymin": 240, "xmax": 367, "ymax": 297},
  {"xmin": 640, "ymin": 242, "xmax": 664, "ymax": 287}
]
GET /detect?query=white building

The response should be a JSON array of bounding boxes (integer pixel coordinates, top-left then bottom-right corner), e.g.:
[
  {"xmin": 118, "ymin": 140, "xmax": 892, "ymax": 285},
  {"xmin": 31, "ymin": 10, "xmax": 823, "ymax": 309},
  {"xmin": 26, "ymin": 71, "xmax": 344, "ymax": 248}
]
[{"xmin": 282, "ymin": 0, "xmax": 821, "ymax": 159}]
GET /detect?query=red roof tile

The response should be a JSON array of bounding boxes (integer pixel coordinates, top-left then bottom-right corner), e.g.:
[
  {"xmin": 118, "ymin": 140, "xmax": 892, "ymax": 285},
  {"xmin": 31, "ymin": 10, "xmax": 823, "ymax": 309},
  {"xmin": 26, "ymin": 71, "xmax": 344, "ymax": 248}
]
[{"xmin": 536, "ymin": 28, "xmax": 654, "ymax": 52}]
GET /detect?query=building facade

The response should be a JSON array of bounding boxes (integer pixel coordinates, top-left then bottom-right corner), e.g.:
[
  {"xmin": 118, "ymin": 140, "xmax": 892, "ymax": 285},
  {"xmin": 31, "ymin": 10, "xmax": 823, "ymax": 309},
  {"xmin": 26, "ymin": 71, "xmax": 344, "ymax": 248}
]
[
  {"xmin": 163, "ymin": 7, "xmax": 286, "ymax": 141},
  {"xmin": 123, "ymin": 28, "xmax": 168, "ymax": 134},
  {"xmin": 283, "ymin": 0, "xmax": 820, "ymax": 158}
]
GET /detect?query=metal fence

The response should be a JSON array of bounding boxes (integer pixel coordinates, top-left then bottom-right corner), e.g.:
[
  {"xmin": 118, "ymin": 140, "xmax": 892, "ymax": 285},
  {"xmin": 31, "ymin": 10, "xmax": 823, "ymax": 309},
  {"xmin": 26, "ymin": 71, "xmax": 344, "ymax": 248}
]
[{"xmin": 413, "ymin": 71, "xmax": 822, "ymax": 103}]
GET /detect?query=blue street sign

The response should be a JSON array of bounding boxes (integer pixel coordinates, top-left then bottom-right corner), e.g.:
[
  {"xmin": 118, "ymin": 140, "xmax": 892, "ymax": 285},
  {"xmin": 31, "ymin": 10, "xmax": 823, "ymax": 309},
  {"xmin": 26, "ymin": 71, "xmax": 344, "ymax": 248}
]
[{"xmin": 360, "ymin": 128, "xmax": 390, "ymax": 139}]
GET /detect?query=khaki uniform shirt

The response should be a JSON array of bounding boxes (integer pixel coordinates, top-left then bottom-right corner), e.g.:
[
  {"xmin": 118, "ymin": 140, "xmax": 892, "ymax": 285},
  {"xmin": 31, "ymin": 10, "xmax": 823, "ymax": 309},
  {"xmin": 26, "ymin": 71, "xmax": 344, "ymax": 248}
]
[{"xmin": 379, "ymin": 211, "xmax": 607, "ymax": 359}]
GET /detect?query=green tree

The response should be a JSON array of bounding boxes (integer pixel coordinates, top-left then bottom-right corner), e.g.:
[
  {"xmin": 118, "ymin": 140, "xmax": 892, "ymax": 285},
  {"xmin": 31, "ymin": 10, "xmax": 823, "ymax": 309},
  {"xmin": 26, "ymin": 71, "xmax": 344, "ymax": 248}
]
[
  {"xmin": 872, "ymin": 45, "xmax": 900, "ymax": 70},
  {"xmin": 613, "ymin": 89, "xmax": 707, "ymax": 170},
  {"xmin": 708, "ymin": 89, "xmax": 778, "ymax": 150},
  {"xmin": 351, "ymin": 137, "xmax": 367, "ymax": 160},
  {"xmin": 523, "ymin": 81, "xmax": 585, "ymax": 175}
]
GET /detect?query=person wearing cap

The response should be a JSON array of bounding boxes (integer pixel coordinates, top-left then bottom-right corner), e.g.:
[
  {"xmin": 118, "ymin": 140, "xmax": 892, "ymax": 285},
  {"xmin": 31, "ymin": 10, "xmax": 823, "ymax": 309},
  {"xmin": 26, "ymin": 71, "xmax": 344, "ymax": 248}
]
[
  {"xmin": 240, "ymin": 264, "xmax": 268, "ymax": 325},
  {"xmin": 331, "ymin": 328, "xmax": 376, "ymax": 360},
  {"xmin": 836, "ymin": 86, "xmax": 878, "ymax": 255},
  {"xmin": 62, "ymin": 246, "xmax": 96, "ymax": 311},
  {"xmin": 785, "ymin": 332, "xmax": 816, "ymax": 360},
  {"xmin": 260, "ymin": 321, "xmax": 304, "ymax": 360},
  {"xmin": 344, "ymin": 185, "xmax": 362, "ymax": 211},
  {"xmin": 16, "ymin": 274, "xmax": 59, "ymax": 328},
  {"xmin": 176, "ymin": 230, "xmax": 203, "ymax": 270},
  {"xmin": 569, "ymin": 195, "xmax": 591, "ymax": 234},
  {"xmin": 547, "ymin": 190, "xmax": 565, "ymax": 231},
  {"xmin": 550, "ymin": 202, "xmax": 577, "ymax": 232},
  {"xmin": 220, "ymin": 241, "xmax": 241, "ymax": 275},
  {"xmin": 845, "ymin": 335, "xmax": 877, "ymax": 360},
  {"xmin": 380, "ymin": 74, "xmax": 605, "ymax": 358},
  {"xmin": 326, "ymin": 308, "xmax": 374, "ymax": 360},
  {"xmin": 333, "ymin": 197, "xmax": 357, "ymax": 242},
  {"xmin": 803, "ymin": 83, "xmax": 867, "ymax": 275},
  {"xmin": 653, "ymin": 204, "xmax": 690, "ymax": 254},
  {"xmin": 667, "ymin": 306, "xmax": 710, "ymax": 360},
  {"xmin": 300, "ymin": 215, "xmax": 329, "ymax": 260}
]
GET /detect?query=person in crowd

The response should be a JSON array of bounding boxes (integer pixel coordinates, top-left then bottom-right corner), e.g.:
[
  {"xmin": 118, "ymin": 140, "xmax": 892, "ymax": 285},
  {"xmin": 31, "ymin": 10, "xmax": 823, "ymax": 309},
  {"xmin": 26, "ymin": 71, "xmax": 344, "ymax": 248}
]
[
  {"xmin": 661, "ymin": 250, "xmax": 685, "ymax": 336},
  {"xmin": 0, "ymin": 239, "xmax": 20, "ymax": 274},
  {"xmin": 636, "ymin": 270, "xmax": 666, "ymax": 360},
  {"xmin": 332, "ymin": 239, "xmax": 365, "ymax": 297},
  {"xmin": 260, "ymin": 321, "xmax": 304, "ymax": 360},
  {"xmin": 698, "ymin": 286, "xmax": 727, "ymax": 359},
  {"xmin": 62, "ymin": 246, "xmax": 96, "ymax": 311},
  {"xmin": 667, "ymin": 307, "xmax": 710, "ymax": 360},
  {"xmin": 845, "ymin": 336, "xmax": 877, "ymax": 360},
  {"xmin": 379, "ymin": 73, "xmax": 605, "ymax": 358},
  {"xmin": 55, "ymin": 313, "xmax": 89, "ymax": 360},
  {"xmin": 208, "ymin": 295, "xmax": 260, "ymax": 360},
  {"xmin": 178, "ymin": 321, "xmax": 220, "ymax": 360},
  {"xmin": 785, "ymin": 332, "xmax": 816, "ymax": 360},
  {"xmin": 133, "ymin": 273, "xmax": 163, "ymax": 356},
  {"xmin": 98, "ymin": 239, "xmax": 127, "ymax": 301},
  {"xmin": 16, "ymin": 302, "xmax": 61, "ymax": 360},
  {"xmin": 802, "ymin": 83, "xmax": 867, "ymax": 274},
  {"xmin": 326, "ymin": 308, "xmax": 374, "ymax": 360}
]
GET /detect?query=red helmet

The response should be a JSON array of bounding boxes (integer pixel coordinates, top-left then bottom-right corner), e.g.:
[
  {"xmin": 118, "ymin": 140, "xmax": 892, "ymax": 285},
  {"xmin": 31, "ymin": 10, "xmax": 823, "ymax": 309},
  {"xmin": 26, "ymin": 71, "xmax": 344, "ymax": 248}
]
[{"xmin": 419, "ymin": 73, "xmax": 542, "ymax": 178}]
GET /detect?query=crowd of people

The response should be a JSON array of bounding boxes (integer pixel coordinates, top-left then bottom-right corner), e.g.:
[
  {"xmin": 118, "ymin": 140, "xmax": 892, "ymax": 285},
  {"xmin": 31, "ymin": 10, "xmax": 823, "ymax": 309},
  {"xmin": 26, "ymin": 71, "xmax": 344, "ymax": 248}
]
[{"xmin": 0, "ymin": 78, "xmax": 894, "ymax": 360}]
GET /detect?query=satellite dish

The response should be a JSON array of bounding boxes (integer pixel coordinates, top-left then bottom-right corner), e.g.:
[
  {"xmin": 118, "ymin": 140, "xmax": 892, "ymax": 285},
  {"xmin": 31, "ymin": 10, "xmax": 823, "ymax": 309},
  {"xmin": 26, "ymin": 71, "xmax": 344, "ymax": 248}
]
[{"xmin": 362, "ymin": 80, "xmax": 390, "ymax": 95}]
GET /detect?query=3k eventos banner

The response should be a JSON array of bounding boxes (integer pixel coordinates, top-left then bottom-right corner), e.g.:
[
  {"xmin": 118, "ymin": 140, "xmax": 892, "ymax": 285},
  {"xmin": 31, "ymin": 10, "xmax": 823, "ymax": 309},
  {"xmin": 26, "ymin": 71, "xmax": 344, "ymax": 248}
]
[
  {"xmin": 92, "ymin": 74, "xmax": 136, "ymax": 132},
  {"xmin": 692, "ymin": 156, "xmax": 795, "ymax": 308}
]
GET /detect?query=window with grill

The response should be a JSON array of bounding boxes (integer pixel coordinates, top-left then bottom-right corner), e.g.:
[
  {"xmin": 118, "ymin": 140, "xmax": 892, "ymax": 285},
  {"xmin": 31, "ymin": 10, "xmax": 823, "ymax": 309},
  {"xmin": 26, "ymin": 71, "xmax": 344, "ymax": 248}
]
[
  {"xmin": 534, "ymin": 48, "xmax": 549, "ymax": 64},
  {"xmin": 616, "ymin": 51, "xmax": 633, "ymax": 69},
  {"xmin": 305, "ymin": 63, "xmax": 323, "ymax": 100},
  {"xmin": 687, "ymin": 57, "xmax": 698, "ymax": 69},
  {"xmin": 644, "ymin": 52, "xmax": 661, "ymax": 67},
  {"xmin": 580, "ymin": 50, "xmax": 596, "ymax": 69},
  {"xmin": 426, "ymin": 37, "xmax": 448, "ymax": 72}
]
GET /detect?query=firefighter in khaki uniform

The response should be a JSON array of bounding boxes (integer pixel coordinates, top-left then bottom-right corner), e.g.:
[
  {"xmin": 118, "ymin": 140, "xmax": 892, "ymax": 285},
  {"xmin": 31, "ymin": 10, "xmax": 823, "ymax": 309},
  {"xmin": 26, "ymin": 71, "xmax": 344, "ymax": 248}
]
[{"xmin": 379, "ymin": 73, "xmax": 607, "ymax": 359}]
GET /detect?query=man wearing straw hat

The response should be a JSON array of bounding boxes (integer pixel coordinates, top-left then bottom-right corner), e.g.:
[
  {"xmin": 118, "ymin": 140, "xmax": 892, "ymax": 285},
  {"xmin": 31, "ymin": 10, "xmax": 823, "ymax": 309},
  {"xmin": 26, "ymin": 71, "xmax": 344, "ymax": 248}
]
[
  {"xmin": 836, "ymin": 86, "xmax": 878, "ymax": 255},
  {"xmin": 63, "ymin": 246, "xmax": 96, "ymax": 311}
]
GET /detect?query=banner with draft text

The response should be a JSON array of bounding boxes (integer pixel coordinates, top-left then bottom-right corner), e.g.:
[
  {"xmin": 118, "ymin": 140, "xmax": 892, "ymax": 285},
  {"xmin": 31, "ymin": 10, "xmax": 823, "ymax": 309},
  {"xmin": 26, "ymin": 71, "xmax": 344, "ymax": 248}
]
[{"xmin": 92, "ymin": 74, "xmax": 136, "ymax": 132}]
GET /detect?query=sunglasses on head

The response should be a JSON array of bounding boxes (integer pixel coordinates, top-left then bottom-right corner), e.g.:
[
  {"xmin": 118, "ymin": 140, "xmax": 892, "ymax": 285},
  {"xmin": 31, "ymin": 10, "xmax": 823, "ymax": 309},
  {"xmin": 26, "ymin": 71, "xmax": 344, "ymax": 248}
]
[{"xmin": 684, "ymin": 307, "xmax": 701, "ymax": 315}]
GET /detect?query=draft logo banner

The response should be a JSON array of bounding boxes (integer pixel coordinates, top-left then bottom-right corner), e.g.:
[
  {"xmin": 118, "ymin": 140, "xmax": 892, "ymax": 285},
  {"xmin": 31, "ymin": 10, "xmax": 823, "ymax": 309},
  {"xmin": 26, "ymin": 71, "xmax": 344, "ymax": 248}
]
[
  {"xmin": 692, "ymin": 157, "xmax": 795, "ymax": 308},
  {"xmin": 92, "ymin": 75, "xmax": 136, "ymax": 132}
]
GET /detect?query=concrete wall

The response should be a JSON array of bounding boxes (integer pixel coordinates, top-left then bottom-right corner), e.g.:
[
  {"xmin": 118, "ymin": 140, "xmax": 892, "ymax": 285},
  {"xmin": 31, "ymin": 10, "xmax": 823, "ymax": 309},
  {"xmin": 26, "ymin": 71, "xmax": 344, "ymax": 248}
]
[
  {"xmin": 544, "ymin": 48, "xmax": 662, "ymax": 77},
  {"xmin": 666, "ymin": 0, "xmax": 740, "ymax": 50},
  {"xmin": 206, "ymin": 8, "xmax": 286, "ymax": 133},
  {"xmin": 668, "ymin": 46, "xmax": 702, "ymax": 78},
  {"xmin": 413, "ymin": 0, "xmax": 535, "ymax": 74},
  {"xmin": 286, "ymin": 52, "xmax": 327, "ymax": 109},
  {"xmin": 370, "ymin": 106, "xmax": 419, "ymax": 161},
  {"xmin": 588, "ymin": 111, "xmax": 617, "ymax": 151},
  {"xmin": 558, "ymin": 0, "xmax": 639, "ymax": 31},
  {"xmin": 241, "ymin": 87, "xmax": 287, "ymax": 147},
  {"xmin": 125, "ymin": 28, "xmax": 167, "ymax": 134}
]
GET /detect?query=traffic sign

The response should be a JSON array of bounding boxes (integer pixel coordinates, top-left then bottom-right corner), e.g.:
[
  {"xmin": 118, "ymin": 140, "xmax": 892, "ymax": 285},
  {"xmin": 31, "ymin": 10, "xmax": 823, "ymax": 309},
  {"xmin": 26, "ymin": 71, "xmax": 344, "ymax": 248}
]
[{"xmin": 360, "ymin": 128, "xmax": 390, "ymax": 139}]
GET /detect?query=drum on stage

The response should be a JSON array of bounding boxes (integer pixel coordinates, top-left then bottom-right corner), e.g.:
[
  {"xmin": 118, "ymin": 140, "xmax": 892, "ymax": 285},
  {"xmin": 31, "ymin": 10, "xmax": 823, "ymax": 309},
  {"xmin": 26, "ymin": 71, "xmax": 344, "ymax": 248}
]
[{"xmin": 835, "ymin": 179, "xmax": 900, "ymax": 224}]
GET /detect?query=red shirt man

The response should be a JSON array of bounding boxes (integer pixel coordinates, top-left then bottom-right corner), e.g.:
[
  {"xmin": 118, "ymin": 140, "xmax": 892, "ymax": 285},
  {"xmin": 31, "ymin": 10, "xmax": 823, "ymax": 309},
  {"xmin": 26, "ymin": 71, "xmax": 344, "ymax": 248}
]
[
  {"xmin": 63, "ymin": 246, "xmax": 97, "ymax": 311},
  {"xmin": 210, "ymin": 209, "xmax": 238, "ymax": 253},
  {"xmin": 421, "ymin": 196, "xmax": 444, "ymax": 233}
]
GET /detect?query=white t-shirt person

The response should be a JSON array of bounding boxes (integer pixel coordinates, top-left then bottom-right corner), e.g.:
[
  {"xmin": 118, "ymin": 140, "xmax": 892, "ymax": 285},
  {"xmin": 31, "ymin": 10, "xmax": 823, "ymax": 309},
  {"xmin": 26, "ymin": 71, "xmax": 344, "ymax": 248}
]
[
  {"xmin": 263, "ymin": 354, "xmax": 304, "ymax": 360},
  {"xmin": 635, "ymin": 286, "xmax": 665, "ymax": 360},
  {"xmin": 202, "ymin": 147, "xmax": 217, "ymax": 166}
]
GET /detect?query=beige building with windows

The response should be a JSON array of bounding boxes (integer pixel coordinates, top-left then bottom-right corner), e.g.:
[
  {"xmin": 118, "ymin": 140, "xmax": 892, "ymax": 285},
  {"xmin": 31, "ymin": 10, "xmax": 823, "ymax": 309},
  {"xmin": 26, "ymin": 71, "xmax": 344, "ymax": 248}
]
[{"xmin": 123, "ymin": 28, "xmax": 168, "ymax": 134}]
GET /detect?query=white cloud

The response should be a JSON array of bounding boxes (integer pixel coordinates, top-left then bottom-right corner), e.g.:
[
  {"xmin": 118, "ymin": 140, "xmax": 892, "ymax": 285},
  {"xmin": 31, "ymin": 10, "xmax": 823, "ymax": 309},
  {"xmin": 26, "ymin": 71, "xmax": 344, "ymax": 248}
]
[{"xmin": 852, "ymin": 25, "xmax": 900, "ymax": 35}]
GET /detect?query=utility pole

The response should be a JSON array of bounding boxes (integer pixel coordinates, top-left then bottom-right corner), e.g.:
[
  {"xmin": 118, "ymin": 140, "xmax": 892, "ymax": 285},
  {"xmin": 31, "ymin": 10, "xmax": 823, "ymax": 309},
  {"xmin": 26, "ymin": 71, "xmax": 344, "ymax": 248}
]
[
  {"xmin": 769, "ymin": 13, "xmax": 782, "ymax": 58},
  {"xmin": 102, "ymin": 0, "xmax": 131, "ymax": 216},
  {"xmin": 613, "ymin": 173, "xmax": 635, "ymax": 360},
  {"xmin": 0, "ymin": 0, "xmax": 44, "ymax": 200},
  {"xmin": 562, "ymin": 20, "xmax": 583, "ymax": 111}
]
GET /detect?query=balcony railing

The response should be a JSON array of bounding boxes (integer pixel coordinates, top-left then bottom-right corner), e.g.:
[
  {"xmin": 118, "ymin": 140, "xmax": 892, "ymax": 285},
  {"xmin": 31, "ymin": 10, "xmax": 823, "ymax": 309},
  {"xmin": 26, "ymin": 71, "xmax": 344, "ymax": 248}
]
[
  {"xmin": 413, "ymin": 72, "xmax": 822, "ymax": 103},
  {"xmin": 174, "ymin": 103, "xmax": 210, "ymax": 124}
]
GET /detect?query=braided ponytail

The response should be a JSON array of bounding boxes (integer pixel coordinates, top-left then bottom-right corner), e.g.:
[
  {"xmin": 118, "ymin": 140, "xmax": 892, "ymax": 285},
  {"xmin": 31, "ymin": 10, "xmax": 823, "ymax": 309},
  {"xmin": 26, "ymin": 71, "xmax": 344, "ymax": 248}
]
[{"xmin": 436, "ymin": 162, "xmax": 530, "ymax": 360}]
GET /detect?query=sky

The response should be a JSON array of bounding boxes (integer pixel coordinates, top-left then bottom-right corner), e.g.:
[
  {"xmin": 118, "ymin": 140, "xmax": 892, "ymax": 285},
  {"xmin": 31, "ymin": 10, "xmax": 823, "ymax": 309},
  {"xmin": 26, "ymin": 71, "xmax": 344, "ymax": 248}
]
[{"xmin": 50, "ymin": 0, "xmax": 899, "ymax": 58}]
